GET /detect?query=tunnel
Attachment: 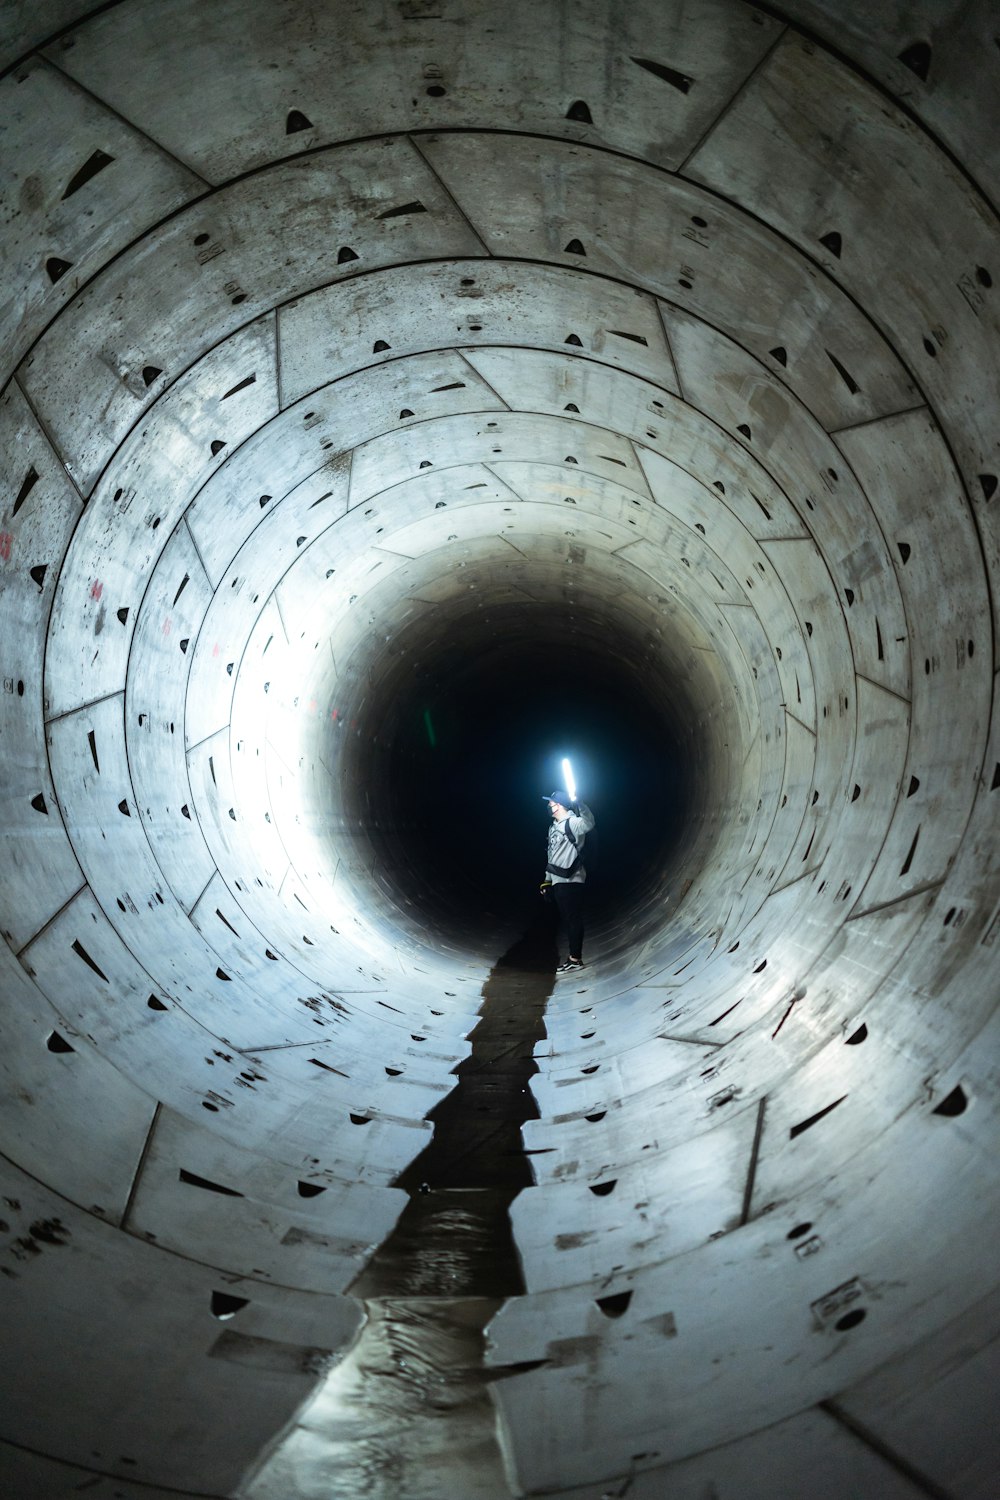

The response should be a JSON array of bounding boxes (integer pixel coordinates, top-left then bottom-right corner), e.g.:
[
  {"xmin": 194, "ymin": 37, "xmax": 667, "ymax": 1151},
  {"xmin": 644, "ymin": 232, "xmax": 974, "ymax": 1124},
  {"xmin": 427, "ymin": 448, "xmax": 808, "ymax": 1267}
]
[{"xmin": 1, "ymin": 1, "xmax": 998, "ymax": 1496}]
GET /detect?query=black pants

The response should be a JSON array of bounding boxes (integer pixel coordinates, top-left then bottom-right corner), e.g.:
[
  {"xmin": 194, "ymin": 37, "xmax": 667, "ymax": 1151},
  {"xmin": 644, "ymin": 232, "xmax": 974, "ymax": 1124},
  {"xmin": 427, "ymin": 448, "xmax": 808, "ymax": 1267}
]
[{"xmin": 552, "ymin": 881, "xmax": 585, "ymax": 960}]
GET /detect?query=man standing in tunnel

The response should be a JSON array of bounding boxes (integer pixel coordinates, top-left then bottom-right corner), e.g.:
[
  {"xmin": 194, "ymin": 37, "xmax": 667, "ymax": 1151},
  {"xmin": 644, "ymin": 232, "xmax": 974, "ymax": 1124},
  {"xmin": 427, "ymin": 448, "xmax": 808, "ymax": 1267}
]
[{"xmin": 542, "ymin": 791, "xmax": 596, "ymax": 972}]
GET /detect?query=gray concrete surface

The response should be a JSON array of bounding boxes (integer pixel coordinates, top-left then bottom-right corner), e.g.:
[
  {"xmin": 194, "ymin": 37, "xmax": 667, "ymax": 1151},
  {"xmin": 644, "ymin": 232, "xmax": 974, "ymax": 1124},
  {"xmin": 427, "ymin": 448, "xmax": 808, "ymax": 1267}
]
[{"xmin": 0, "ymin": 2, "xmax": 998, "ymax": 1496}]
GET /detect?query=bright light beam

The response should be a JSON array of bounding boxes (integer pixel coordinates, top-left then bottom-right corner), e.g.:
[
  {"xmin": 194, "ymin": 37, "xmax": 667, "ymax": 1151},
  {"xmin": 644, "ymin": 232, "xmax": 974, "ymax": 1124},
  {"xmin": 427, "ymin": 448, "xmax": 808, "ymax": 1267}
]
[{"xmin": 561, "ymin": 757, "xmax": 577, "ymax": 802}]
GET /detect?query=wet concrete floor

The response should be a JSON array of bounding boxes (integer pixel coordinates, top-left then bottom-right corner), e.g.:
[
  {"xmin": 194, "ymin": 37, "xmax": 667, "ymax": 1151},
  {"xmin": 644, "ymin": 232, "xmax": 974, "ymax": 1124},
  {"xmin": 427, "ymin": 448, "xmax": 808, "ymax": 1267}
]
[{"xmin": 243, "ymin": 914, "xmax": 557, "ymax": 1499}]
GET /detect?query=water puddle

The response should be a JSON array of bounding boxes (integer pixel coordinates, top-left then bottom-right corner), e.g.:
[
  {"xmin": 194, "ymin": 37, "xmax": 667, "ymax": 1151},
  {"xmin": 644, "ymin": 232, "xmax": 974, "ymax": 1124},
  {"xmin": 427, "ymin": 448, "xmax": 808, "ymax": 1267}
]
[
  {"xmin": 241, "ymin": 918, "xmax": 556, "ymax": 1499},
  {"xmin": 243, "ymin": 1297, "xmax": 508, "ymax": 1500}
]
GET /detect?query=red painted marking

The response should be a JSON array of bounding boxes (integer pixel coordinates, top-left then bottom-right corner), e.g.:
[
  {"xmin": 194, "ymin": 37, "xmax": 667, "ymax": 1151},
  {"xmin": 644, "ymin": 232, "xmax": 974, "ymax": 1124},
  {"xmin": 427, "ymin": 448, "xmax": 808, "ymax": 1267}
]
[
  {"xmin": 162, "ymin": 617, "xmax": 172, "ymax": 636},
  {"xmin": 331, "ymin": 709, "xmax": 339, "ymax": 721},
  {"xmin": 90, "ymin": 579, "xmax": 103, "ymax": 600},
  {"xmin": 212, "ymin": 642, "xmax": 220, "ymax": 657},
  {"xmin": 0, "ymin": 532, "xmax": 12, "ymax": 562},
  {"xmin": 309, "ymin": 698, "xmax": 317, "ymax": 714}
]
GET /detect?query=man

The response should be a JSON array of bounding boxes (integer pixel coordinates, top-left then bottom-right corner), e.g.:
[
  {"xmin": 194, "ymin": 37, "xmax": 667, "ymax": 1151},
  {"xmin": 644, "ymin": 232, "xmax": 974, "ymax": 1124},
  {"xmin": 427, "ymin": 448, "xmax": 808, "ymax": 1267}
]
[{"xmin": 540, "ymin": 790, "xmax": 596, "ymax": 973}]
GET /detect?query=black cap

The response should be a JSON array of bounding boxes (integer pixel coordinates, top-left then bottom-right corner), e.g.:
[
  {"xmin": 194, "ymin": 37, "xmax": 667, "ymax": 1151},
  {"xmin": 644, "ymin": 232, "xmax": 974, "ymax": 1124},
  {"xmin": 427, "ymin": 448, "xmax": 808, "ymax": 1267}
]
[{"xmin": 542, "ymin": 789, "xmax": 572, "ymax": 807}]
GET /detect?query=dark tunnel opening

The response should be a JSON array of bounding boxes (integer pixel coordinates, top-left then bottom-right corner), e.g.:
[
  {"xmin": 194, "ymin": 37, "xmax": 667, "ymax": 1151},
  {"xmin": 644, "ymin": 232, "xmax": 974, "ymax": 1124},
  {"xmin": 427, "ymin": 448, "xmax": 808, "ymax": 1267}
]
[{"xmin": 333, "ymin": 600, "xmax": 705, "ymax": 954}]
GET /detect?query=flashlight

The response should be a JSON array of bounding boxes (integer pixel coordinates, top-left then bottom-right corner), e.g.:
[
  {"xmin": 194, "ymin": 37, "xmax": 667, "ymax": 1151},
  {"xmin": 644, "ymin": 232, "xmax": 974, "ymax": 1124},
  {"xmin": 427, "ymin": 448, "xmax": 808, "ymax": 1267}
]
[{"xmin": 561, "ymin": 757, "xmax": 577, "ymax": 802}]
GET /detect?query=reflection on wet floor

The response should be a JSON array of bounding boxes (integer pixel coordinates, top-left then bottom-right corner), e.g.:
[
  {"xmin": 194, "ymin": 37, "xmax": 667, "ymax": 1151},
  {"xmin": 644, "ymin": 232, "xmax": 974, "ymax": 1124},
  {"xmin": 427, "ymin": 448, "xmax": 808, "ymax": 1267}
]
[
  {"xmin": 241, "ymin": 916, "xmax": 556, "ymax": 1499},
  {"xmin": 351, "ymin": 1188, "xmax": 527, "ymax": 1300},
  {"xmin": 356, "ymin": 916, "xmax": 555, "ymax": 1299},
  {"xmin": 242, "ymin": 1298, "xmax": 509, "ymax": 1500}
]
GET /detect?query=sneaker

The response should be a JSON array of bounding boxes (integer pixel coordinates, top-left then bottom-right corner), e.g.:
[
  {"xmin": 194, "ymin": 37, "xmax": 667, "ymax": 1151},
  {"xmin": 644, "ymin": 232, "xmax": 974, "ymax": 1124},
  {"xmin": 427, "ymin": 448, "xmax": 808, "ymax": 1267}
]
[{"xmin": 556, "ymin": 958, "xmax": 585, "ymax": 973}]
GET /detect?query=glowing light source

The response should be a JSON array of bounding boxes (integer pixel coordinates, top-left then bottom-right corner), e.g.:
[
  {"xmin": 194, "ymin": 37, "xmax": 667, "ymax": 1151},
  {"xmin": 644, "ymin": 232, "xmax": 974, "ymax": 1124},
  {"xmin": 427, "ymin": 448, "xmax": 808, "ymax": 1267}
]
[{"xmin": 561, "ymin": 757, "xmax": 577, "ymax": 801}]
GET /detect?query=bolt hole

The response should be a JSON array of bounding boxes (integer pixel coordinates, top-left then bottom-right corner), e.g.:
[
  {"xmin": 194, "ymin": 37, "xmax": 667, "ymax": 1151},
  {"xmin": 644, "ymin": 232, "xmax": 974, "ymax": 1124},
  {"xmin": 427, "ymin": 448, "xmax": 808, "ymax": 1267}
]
[
  {"xmin": 210, "ymin": 1290, "xmax": 249, "ymax": 1320},
  {"xmin": 932, "ymin": 1084, "xmax": 968, "ymax": 1117}
]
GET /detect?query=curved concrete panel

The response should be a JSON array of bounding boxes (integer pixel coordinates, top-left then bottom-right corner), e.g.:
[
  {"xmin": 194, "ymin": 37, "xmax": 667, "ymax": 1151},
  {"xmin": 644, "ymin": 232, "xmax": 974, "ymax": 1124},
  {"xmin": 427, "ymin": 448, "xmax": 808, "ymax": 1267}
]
[{"xmin": 1, "ymin": 3, "xmax": 997, "ymax": 1496}]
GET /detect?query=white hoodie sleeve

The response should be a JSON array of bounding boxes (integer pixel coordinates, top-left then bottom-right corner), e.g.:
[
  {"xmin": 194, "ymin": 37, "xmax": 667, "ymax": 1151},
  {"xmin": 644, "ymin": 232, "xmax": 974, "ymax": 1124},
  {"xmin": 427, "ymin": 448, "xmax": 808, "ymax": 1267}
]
[{"xmin": 566, "ymin": 802, "xmax": 595, "ymax": 836}]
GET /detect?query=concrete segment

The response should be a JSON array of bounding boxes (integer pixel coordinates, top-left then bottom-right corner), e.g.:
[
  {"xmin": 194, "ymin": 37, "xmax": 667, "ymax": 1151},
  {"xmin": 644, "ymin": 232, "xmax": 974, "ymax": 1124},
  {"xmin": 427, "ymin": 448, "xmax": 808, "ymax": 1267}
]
[{"xmin": 1, "ymin": 2, "xmax": 998, "ymax": 1497}]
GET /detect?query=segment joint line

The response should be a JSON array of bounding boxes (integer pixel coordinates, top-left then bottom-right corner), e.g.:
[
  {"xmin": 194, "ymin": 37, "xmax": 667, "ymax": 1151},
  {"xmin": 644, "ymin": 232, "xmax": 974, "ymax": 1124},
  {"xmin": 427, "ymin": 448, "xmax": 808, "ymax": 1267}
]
[
  {"xmin": 819, "ymin": 1400, "xmax": 958, "ymax": 1500},
  {"xmin": 739, "ymin": 1096, "xmax": 767, "ymax": 1225},
  {"xmin": 185, "ymin": 724, "xmax": 231, "ymax": 755},
  {"xmin": 120, "ymin": 1103, "xmax": 162, "ymax": 1233},
  {"xmin": 653, "ymin": 296, "xmax": 684, "ymax": 402},
  {"xmin": 456, "ymin": 348, "xmax": 513, "ymax": 411},
  {"xmin": 15, "ymin": 882, "xmax": 88, "ymax": 958},
  {"xmin": 183, "ymin": 515, "xmax": 213, "ymax": 585},
  {"xmin": 405, "ymin": 135, "xmax": 493, "ymax": 256},
  {"xmin": 186, "ymin": 867, "xmax": 218, "ymax": 920},
  {"xmin": 273, "ymin": 588, "xmax": 291, "ymax": 644},
  {"xmin": 828, "ymin": 402, "xmax": 929, "ymax": 438},
  {"xmin": 676, "ymin": 23, "xmax": 789, "ymax": 178},
  {"xmin": 783, "ymin": 703, "xmax": 816, "ymax": 737},
  {"xmin": 41, "ymin": 50, "xmax": 213, "ymax": 188},
  {"xmin": 856, "ymin": 671, "xmax": 911, "ymax": 706},
  {"xmin": 11, "ymin": 374, "xmax": 87, "ymax": 503},
  {"xmin": 846, "ymin": 875, "xmax": 946, "ymax": 922},
  {"xmin": 44, "ymin": 687, "xmax": 124, "ymax": 727}
]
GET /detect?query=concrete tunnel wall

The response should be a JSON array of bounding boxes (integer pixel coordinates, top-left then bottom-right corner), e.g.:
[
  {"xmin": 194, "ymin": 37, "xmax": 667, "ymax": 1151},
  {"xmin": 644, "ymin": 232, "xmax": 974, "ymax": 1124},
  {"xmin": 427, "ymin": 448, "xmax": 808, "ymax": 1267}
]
[{"xmin": 0, "ymin": 1, "xmax": 998, "ymax": 1496}]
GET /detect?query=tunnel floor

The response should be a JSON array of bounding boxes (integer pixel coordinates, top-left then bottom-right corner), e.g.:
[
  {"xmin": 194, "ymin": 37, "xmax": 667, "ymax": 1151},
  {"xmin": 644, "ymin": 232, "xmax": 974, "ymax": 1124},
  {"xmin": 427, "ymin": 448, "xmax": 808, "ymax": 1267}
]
[{"xmin": 244, "ymin": 917, "xmax": 557, "ymax": 1498}]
